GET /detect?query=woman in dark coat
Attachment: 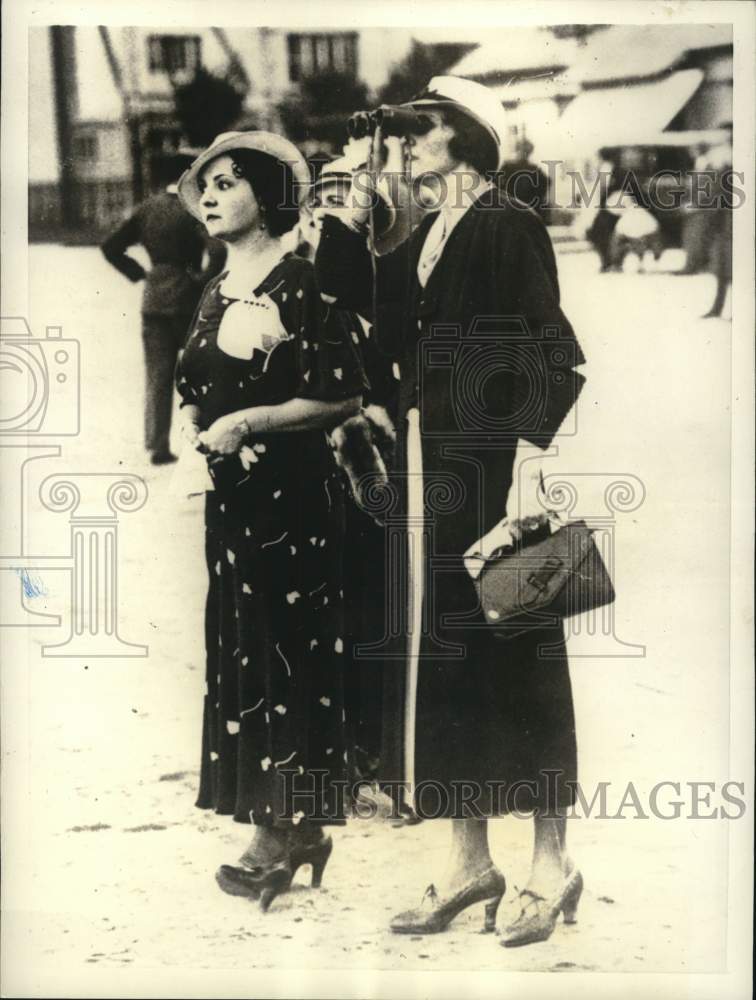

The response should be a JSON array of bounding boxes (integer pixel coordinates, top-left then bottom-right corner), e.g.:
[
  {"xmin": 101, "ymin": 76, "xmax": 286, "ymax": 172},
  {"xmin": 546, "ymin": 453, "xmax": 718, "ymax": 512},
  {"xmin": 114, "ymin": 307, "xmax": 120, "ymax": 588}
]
[
  {"xmin": 174, "ymin": 132, "xmax": 367, "ymax": 911},
  {"xmin": 315, "ymin": 77, "xmax": 587, "ymax": 945},
  {"xmin": 298, "ymin": 162, "xmax": 402, "ymax": 794}
]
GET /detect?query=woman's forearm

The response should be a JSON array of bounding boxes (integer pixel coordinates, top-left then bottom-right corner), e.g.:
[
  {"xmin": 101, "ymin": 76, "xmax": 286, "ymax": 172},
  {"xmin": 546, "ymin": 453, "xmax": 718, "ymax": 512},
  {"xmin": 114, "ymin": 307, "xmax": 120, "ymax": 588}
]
[
  {"xmin": 240, "ymin": 396, "xmax": 362, "ymax": 434},
  {"xmin": 182, "ymin": 404, "xmax": 201, "ymax": 424}
]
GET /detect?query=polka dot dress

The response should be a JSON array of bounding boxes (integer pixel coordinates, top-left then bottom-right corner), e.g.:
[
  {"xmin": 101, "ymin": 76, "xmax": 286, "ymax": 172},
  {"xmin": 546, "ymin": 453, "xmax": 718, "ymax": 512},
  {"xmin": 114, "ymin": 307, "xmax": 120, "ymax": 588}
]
[{"xmin": 176, "ymin": 254, "xmax": 369, "ymax": 827}]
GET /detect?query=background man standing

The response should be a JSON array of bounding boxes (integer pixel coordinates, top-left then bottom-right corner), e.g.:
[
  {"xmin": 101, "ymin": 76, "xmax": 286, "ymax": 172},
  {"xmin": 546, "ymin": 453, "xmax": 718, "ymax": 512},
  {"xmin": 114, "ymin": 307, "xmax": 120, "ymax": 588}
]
[{"xmin": 101, "ymin": 154, "xmax": 225, "ymax": 464}]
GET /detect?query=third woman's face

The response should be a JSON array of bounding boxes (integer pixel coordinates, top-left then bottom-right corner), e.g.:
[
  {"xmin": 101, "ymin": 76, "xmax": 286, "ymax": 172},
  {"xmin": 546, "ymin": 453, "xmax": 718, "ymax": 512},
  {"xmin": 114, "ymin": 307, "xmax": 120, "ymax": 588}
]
[
  {"xmin": 198, "ymin": 154, "xmax": 261, "ymax": 242},
  {"xmin": 299, "ymin": 182, "xmax": 350, "ymax": 251}
]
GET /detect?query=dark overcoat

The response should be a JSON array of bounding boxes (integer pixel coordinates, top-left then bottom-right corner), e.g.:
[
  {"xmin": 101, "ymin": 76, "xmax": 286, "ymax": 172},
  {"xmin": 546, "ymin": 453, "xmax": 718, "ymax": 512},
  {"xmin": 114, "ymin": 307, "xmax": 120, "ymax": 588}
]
[{"xmin": 316, "ymin": 192, "xmax": 586, "ymax": 816}]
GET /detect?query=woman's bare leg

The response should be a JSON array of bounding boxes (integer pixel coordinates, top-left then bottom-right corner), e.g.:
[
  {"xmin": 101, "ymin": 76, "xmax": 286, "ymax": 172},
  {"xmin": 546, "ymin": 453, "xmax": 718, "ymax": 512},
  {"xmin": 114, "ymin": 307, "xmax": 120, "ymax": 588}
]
[
  {"xmin": 237, "ymin": 825, "xmax": 290, "ymax": 868},
  {"xmin": 526, "ymin": 815, "xmax": 570, "ymax": 896},
  {"xmin": 437, "ymin": 818, "xmax": 495, "ymax": 894}
]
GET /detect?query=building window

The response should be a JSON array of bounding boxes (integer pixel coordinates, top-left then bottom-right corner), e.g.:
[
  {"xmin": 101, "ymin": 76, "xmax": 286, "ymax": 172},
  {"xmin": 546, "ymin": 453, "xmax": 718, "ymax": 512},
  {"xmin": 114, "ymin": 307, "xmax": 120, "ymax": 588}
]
[
  {"xmin": 287, "ymin": 32, "xmax": 357, "ymax": 82},
  {"xmin": 148, "ymin": 35, "xmax": 201, "ymax": 74},
  {"xmin": 73, "ymin": 134, "xmax": 98, "ymax": 161}
]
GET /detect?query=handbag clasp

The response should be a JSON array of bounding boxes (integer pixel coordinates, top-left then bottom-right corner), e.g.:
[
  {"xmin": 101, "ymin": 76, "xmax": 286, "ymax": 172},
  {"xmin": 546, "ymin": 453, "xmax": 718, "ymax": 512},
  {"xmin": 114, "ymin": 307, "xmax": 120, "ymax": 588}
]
[{"xmin": 526, "ymin": 556, "xmax": 563, "ymax": 593}]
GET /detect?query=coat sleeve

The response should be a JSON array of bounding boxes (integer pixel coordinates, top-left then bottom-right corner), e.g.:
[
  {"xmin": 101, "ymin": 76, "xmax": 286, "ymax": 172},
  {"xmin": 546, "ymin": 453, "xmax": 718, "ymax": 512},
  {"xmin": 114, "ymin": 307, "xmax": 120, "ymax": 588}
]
[
  {"xmin": 492, "ymin": 210, "xmax": 586, "ymax": 448},
  {"xmin": 100, "ymin": 209, "xmax": 147, "ymax": 283},
  {"xmin": 315, "ymin": 216, "xmax": 409, "ymax": 310},
  {"xmin": 315, "ymin": 215, "xmax": 416, "ymax": 368}
]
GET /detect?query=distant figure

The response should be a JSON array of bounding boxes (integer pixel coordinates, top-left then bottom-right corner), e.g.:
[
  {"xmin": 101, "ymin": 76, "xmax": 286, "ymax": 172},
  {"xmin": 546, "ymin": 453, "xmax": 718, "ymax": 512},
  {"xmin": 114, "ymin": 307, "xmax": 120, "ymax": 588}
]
[
  {"xmin": 680, "ymin": 146, "xmax": 710, "ymax": 274},
  {"xmin": 585, "ymin": 155, "xmax": 621, "ymax": 271},
  {"xmin": 607, "ymin": 198, "xmax": 663, "ymax": 272},
  {"xmin": 101, "ymin": 156, "xmax": 225, "ymax": 464},
  {"xmin": 698, "ymin": 127, "xmax": 733, "ymax": 318},
  {"xmin": 497, "ymin": 138, "xmax": 552, "ymax": 223}
]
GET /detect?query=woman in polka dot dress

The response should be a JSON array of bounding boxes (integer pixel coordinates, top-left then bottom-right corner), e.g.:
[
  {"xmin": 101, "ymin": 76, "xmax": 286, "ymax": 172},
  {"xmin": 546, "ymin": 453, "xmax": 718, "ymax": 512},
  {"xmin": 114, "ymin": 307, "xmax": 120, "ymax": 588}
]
[{"xmin": 175, "ymin": 132, "xmax": 368, "ymax": 910}]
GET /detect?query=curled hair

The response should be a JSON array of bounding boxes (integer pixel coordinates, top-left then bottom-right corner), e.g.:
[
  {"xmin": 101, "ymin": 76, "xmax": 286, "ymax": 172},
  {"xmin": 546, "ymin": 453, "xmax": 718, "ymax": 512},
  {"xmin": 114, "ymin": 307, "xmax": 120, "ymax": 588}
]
[
  {"xmin": 440, "ymin": 107, "xmax": 499, "ymax": 175},
  {"xmin": 224, "ymin": 148, "xmax": 301, "ymax": 236}
]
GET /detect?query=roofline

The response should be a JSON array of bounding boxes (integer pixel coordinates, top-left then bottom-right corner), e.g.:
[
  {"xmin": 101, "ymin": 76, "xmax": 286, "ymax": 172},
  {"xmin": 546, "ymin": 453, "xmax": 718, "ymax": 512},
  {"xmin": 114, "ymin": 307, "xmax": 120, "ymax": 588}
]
[{"xmin": 465, "ymin": 65, "xmax": 570, "ymax": 85}]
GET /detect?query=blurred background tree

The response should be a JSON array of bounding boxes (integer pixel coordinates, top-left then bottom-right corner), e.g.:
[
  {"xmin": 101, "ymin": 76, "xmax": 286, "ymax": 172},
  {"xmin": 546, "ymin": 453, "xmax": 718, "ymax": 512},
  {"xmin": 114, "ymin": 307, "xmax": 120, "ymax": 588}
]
[
  {"xmin": 277, "ymin": 69, "xmax": 370, "ymax": 152},
  {"xmin": 377, "ymin": 41, "xmax": 476, "ymax": 105},
  {"xmin": 275, "ymin": 42, "xmax": 475, "ymax": 156},
  {"xmin": 173, "ymin": 66, "xmax": 247, "ymax": 148}
]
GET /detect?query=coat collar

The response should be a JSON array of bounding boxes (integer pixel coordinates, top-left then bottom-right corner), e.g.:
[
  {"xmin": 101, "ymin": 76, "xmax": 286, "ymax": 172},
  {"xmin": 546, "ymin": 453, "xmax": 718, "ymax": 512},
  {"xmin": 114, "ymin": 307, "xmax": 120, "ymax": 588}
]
[{"xmin": 413, "ymin": 190, "xmax": 493, "ymax": 317}]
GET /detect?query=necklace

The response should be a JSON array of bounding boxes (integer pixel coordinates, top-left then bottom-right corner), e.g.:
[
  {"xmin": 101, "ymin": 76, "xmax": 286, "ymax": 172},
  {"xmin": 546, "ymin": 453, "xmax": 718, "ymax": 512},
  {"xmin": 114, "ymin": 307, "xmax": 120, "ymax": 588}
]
[{"xmin": 221, "ymin": 242, "xmax": 287, "ymax": 300}]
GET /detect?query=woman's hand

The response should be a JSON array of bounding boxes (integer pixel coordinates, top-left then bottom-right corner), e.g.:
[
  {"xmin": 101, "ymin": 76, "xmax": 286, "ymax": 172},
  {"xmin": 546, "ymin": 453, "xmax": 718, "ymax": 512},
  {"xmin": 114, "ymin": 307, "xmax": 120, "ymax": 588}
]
[
  {"xmin": 504, "ymin": 459, "xmax": 548, "ymax": 543},
  {"xmin": 316, "ymin": 136, "xmax": 407, "ymax": 230},
  {"xmin": 463, "ymin": 448, "xmax": 551, "ymax": 580},
  {"xmin": 197, "ymin": 412, "xmax": 248, "ymax": 455}
]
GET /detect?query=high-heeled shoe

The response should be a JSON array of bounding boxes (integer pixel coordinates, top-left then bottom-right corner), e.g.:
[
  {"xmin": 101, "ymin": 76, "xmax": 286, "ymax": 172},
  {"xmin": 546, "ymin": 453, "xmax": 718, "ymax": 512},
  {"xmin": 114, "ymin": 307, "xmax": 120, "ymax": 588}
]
[
  {"xmin": 499, "ymin": 867, "xmax": 584, "ymax": 947},
  {"xmin": 289, "ymin": 833, "xmax": 333, "ymax": 888},
  {"xmin": 216, "ymin": 860, "xmax": 293, "ymax": 912},
  {"xmin": 390, "ymin": 866, "xmax": 506, "ymax": 934},
  {"xmin": 216, "ymin": 830, "xmax": 334, "ymax": 906}
]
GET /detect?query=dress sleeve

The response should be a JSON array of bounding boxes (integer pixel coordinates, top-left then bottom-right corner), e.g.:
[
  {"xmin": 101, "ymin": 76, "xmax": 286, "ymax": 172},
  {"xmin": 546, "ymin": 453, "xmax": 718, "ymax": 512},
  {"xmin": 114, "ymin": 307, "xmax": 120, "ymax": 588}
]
[{"xmin": 281, "ymin": 262, "xmax": 370, "ymax": 402}]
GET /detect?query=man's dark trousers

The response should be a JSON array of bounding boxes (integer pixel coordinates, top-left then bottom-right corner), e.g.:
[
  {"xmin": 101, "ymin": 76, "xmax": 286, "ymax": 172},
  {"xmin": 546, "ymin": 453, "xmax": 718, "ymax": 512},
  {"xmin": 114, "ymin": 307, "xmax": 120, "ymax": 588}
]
[{"xmin": 141, "ymin": 313, "xmax": 192, "ymax": 457}]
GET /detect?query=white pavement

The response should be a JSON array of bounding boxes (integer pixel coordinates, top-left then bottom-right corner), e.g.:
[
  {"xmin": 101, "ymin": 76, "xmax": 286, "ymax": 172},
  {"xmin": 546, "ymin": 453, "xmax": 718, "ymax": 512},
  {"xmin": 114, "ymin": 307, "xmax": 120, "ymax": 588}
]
[{"xmin": 1, "ymin": 244, "xmax": 736, "ymax": 990}]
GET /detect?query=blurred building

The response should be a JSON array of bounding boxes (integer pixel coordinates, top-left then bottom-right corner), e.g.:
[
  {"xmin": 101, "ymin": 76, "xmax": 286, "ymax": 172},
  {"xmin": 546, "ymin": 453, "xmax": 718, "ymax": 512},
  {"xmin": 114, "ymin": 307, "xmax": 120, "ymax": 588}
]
[
  {"xmin": 449, "ymin": 27, "xmax": 582, "ymax": 161},
  {"xmin": 29, "ymin": 24, "xmax": 732, "ymax": 243},
  {"xmin": 29, "ymin": 25, "xmax": 480, "ymax": 242},
  {"xmin": 450, "ymin": 23, "xmax": 732, "ymax": 240},
  {"xmin": 450, "ymin": 24, "xmax": 732, "ymax": 164}
]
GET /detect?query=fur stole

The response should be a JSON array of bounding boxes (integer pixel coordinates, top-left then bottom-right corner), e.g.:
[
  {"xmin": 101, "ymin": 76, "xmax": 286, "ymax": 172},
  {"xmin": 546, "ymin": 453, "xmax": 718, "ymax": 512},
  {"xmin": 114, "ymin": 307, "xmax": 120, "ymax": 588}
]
[{"xmin": 329, "ymin": 405, "xmax": 396, "ymax": 522}]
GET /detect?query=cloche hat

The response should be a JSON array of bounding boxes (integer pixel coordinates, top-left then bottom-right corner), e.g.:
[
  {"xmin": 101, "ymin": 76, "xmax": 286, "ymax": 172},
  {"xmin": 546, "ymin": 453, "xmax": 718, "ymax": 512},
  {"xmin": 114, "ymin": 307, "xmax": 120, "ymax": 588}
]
[{"xmin": 177, "ymin": 131, "xmax": 311, "ymax": 220}]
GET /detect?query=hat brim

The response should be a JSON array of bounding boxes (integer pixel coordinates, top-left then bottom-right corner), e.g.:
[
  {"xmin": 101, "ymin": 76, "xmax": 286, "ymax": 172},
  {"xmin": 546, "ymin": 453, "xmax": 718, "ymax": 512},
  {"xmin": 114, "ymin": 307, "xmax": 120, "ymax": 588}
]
[
  {"xmin": 402, "ymin": 97, "xmax": 502, "ymax": 166},
  {"xmin": 177, "ymin": 132, "xmax": 311, "ymax": 220}
]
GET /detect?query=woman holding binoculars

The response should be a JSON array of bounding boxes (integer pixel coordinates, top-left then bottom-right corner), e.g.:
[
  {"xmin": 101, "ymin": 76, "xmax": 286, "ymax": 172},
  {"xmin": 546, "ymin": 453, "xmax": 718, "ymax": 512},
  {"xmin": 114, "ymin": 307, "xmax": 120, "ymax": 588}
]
[{"xmin": 315, "ymin": 75, "xmax": 588, "ymax": 946}]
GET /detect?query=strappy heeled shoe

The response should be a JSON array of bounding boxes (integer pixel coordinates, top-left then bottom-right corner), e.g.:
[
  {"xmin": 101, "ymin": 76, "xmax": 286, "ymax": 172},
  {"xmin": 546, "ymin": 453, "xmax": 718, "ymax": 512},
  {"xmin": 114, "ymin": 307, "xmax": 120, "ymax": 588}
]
[
  {"xmin": 499, "ymin": 867, "xmax": 584, "ymax": 948},
  {"xmin": 390, "ymin": 866, "xmax": 506, "ymax": 934}
]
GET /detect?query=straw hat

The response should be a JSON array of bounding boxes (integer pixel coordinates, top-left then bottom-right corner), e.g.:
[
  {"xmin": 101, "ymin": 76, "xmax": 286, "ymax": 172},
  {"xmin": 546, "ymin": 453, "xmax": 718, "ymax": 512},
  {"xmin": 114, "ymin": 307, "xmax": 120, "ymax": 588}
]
[{"xmin": 177, "ymin": 131, "xmax": 310, "ymax": 220}]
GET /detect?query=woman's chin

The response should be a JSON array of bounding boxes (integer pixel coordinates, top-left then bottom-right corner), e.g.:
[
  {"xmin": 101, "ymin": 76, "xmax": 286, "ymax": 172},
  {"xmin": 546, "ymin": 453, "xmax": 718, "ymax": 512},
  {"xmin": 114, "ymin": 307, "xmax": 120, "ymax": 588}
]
[{"xmin": 205, "ymin": 222, "xmax": 227, "ymax": 240}]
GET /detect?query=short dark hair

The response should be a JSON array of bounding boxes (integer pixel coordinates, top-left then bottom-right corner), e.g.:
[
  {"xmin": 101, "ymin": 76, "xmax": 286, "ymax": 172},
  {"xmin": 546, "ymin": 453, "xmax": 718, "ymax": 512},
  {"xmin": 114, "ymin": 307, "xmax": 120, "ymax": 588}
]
[
  {"xmin": 440, "ymin": 107, "xmax": 499, "ymax": 175},
  {"xmin": 227, "ymin": 148, "xmax": 301, "ymax": 236}
]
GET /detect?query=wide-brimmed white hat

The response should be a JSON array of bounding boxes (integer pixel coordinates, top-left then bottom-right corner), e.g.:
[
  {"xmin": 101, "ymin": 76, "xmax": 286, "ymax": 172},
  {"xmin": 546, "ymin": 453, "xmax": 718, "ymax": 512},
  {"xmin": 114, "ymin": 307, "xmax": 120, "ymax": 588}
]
[
  {"xmin": 402, "ymin": 75, "xmax": 509, "ymax": 169},
  {"xmin": 177, "ymin": 130, "xmax": 310, "ymax": 220}
]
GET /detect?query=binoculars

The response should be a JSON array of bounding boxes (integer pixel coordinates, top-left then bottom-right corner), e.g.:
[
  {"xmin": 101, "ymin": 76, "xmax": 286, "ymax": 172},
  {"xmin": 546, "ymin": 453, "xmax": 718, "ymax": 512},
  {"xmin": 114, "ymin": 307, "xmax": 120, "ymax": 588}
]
[{"xmin": 347, "ymin": 105, "xmax": 435, "ymax": 140}]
